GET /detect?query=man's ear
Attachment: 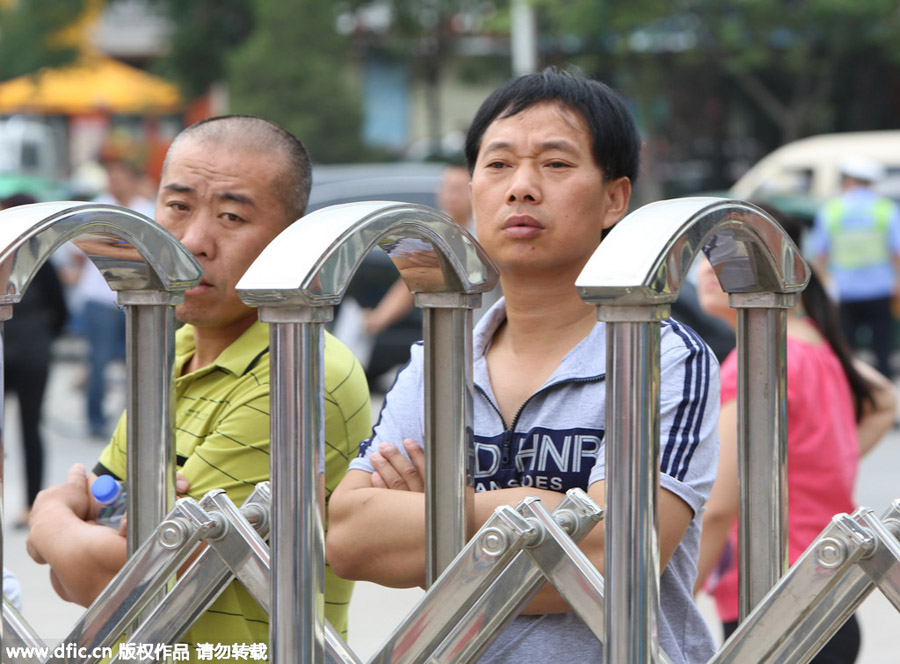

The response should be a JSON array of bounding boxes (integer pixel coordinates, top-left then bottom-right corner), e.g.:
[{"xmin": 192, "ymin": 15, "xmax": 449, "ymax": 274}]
[{"xmin": 602, "ymin": 176, "xmax": 632, "ymax": 229}]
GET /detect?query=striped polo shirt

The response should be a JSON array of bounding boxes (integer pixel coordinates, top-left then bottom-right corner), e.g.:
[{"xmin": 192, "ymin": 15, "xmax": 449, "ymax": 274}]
[{"xmin": 98, "ymin": 319, "xmax": 371, "ymax": 660}]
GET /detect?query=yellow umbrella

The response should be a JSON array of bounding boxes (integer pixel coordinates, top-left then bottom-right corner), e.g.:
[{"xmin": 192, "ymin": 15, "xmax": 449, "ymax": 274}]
[{"xmin": 0, "ymin": 56, "xmax": 182, "ymax": 114}]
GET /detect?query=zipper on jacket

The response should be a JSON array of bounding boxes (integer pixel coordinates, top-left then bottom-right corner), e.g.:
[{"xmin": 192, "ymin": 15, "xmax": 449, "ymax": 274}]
[{"xmin": 476, "ymin": 374, "xmax": 604, "ymax": 468}]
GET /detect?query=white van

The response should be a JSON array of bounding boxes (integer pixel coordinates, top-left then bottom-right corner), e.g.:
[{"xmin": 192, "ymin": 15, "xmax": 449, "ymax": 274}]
[{"xmin": 730, "ymin": 130, "xmax": 900, "ymax": 202}]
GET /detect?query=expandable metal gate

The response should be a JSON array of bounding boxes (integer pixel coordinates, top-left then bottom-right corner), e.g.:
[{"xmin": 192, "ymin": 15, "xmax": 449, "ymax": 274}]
[{"xmin": 1, "ymin": 198, "xmax": 898, "ymax": 663}]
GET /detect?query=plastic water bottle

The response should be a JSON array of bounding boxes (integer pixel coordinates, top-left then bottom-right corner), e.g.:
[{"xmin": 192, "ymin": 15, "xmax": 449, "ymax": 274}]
[{"xmin": 91, "ymin": 475, "xmax": 127, "ymax": 529}]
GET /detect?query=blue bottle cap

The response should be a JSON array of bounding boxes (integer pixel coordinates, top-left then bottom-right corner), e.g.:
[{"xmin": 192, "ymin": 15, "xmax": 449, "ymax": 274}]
[{"xmin": 91, "ymin": 475, "xmax": 122, "ymax": 505}]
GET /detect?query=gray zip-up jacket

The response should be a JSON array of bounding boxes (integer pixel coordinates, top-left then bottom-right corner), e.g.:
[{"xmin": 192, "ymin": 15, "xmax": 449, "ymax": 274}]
[{"xmin": 351, "ymin": 298, "xmax": 720, "ymax": 663}]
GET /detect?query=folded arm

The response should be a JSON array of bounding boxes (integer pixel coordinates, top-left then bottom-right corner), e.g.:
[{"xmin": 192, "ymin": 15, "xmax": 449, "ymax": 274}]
[{"xmin": 326, "ymin": 440, "xmax": 693, "ymax": 614}]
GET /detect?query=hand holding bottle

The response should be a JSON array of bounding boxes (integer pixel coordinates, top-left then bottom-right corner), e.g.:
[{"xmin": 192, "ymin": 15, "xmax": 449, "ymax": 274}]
[{"xmin": 91, "ymin": 475, "xmax": 127, "ymax": 529}]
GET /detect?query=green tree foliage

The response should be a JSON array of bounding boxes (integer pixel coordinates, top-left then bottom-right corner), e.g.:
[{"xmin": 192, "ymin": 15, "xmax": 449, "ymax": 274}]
[
  {"xmin": 0, "ymin": 0, "xmax": 89, "ymax": 80},
  {"xmin": 227, "ymin": 0, "xmax": 365, "ymax": 163},
  {"xmin": 342, "ymin": 0, "xmax": 490, "ymax": 157},
  {"xmin": 149, "ymin": 0, "xmax": 255, "ymax": 99},
  {"xmin": 537, "ymin": 0, "xmax": 900, "ymax": 143}
]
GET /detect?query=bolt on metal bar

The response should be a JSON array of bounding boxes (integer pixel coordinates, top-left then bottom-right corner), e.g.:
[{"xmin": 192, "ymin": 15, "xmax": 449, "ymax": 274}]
[
  {"xmin": 856, "ymin": 509, "xmax": 900, "ymax": 610},
  {"xmin": 107, "ymin": 484, "xmax": 358, "ymax": 664},
  {"xmin": 370, "ymin": 504, "xmax": 537, "ymax": 664},
  {"xmin": 519, "ymin": 499, "xmax": 677, "ymax": 664},
  {"xmin": 576, "ymin": 198, "xmax": 808, "ymax": 662},
  {"xmin": 201, "ymin": 491, "xmax": 272, "ymax": 606},
  {"xmin": 237, "ymin": 201, "xmax": 497, "ymax": 664},
  {"xmin": 0, "ymin": 202, "xmax": 201, "ymax": 654},
  {"xmin": 119, "ymin": 291, "xmax": 181, "ymax": 559},
  {"xmin": 709, "ymin": 512, "xmax": 876, "ymax": 664},
  {"xmin": 429, "ymin": 489, "xmax": 603, "ymax": 663},
  {"xmin": 48, "ymin": 499, "xmax": 214, "ymax": 664},
  {"xmin": 762, "ymin": 503, "xmax": 900, "ymax": 664}
]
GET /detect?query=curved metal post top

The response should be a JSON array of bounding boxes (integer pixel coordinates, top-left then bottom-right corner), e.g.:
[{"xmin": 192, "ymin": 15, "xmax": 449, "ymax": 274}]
[
  {"xmin": 575, "ymin": 197, "xmax": 809, "ymax": 306},
  {"xmin": 236, "ymin": 201, "xmax": 499, "ymax": 307},
  {"xmin": 0, "ymin": 202, "xmax": 201, "ymax": 304}
]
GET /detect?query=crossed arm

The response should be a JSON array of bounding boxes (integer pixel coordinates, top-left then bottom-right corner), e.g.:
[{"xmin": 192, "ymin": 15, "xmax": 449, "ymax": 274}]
[{"xmin": 326, "ymin": 438, "xmax": 694, "ymax": 614}]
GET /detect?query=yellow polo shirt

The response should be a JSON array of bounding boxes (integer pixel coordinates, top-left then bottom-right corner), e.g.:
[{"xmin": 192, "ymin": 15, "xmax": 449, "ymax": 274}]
[{"xmin": 97, "ymin": 320, "xmax": 371, "ymax": 660}]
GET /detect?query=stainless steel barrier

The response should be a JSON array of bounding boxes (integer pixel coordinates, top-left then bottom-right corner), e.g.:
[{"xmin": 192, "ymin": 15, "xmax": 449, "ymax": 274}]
[
  {"xmin": 0, "ymin": 202, "xmax": 202, "ymax": 554},
  {"xmin": 0, "ymin": 202, "xmax": 201, "ymax": 656},
  {"xmin": 577, "ymin": 197, "xmax": 807, "ymax": 662},
  {"xmin": 236, "ymin": 201, "xmax": 499, "ymax": 663},
  {"xmin": 3, "ymin": 197, "xmax": 899, "ymax": 664}
]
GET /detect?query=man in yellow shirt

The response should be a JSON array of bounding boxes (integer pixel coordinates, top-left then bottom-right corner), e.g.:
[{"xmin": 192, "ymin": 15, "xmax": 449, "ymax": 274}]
[{"xmin": 26, "ymin": 115, "xmax": 371, "ymax": 659}]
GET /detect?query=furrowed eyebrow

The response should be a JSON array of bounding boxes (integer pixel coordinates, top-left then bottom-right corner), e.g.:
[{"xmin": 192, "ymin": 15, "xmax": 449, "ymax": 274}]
[
  {"xmin": 162, "ymin": 183, "xmax": 194, "ymax": 194},
  {"xmin": 482, "ymin": 140, "xmax": 513, "ymax": 153},
  {"xmin": 218, "ymin": 192, "xmax": 256, "ymax": 207}
]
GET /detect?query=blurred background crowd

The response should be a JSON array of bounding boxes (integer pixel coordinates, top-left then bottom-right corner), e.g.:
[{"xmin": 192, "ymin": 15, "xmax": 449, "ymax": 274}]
[
  {"xmin": 4, "ymin": 0, "xmax": 900, "ymax": 533},
  {"xmin": 3, "ymin": 1, "xmax": 900, "ymax": 657}
]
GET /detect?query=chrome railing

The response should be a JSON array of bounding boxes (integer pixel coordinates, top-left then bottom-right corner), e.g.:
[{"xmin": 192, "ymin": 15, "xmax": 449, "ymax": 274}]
[{"xmin": 2, "ymin": 198, "xmax": 898, "ymax": 664}]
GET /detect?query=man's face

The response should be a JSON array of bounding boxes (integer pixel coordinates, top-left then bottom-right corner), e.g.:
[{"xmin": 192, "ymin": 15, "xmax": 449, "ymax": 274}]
[
  {"xmin": 470, "ymin": 101, "xmax": 630, "ymax": 276},
  {"xmin": 156, "ymin": 137, "xmax": 292, "ymax": 332}
]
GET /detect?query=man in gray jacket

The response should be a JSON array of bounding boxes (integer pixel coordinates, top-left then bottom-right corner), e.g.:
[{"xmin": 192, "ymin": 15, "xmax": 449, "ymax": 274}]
[{"xmin": 327, "ymin": 68, "xmax": 719, "ymax": 663}]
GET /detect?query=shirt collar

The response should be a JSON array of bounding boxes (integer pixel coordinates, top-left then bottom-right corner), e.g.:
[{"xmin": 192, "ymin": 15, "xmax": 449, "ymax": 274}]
[
  {"xmin": 175, "ymin": 320, "xmax": 269, "ymax": 378},
  {"xmin": 473, "ymin": 297, "xmax": 606, "ymax": 389}
]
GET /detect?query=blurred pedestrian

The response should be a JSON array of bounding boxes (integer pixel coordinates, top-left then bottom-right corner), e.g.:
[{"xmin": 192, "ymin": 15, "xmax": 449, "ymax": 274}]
[
  {"xmin": 809, "ymin": 157, "xmax": 900, "ymax": 379},
  {"xmin": 1, "ymin": 194, "xmax": 68, "ymax": 527},
  {"xmin": 695, "ymin": 203, "xmax": 897, "ymax": 662},
  {"xmin": 361, "ymin": 165, "xmax": 475, "ymax": 339},
  {"xmin": 57, "ymin": 146, "xmax": 155, "ymax": 438}
]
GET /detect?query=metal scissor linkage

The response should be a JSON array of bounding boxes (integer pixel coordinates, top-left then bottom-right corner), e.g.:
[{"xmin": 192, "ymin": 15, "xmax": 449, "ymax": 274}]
[
  {"xmin": 709, "ymin": 499, "xmax": 900, "ymax": 664},
  {"xmin": 6, "ymin": 200, "xmax": 900, "ymax": 664},
  {"xmin": 364, "ymin": 488, "xmax": 683, "ymax": 664},
  {"xmin": 3, "ymin": 486, "xmax": 269, "ymax": 664},
  {"xmin": 108, "ymin": 483, "xmax": 358, "ymax": 664},
  {"xmin": 12, "ymin": 490, "xmax": 899, "ymax": 664}
]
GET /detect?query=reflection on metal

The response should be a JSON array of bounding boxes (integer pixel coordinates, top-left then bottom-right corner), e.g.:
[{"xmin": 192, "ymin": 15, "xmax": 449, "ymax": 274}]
[
  {"xmin": 576, "ymin": 197, "xmax": 807, "ymax": 305},
  {"xmin": 236, "ymin": 201, "xmax": 496, "ymax": 306},
  {"xmin": 4, "ymin": 197, "xmax": 900, "ymax": 664},
  {"xmin": 0, "ymin": 202, "xmax": 200, "ymax": 301},
  {"xmin": 575, "ymin": 197, "xmax": 808, "ymax": 661},
  {"xmin": 0, "ymin": 202, "xmax": 201, "ymax": 560},
  {"xmin": 0, "ymin": 202, "xmax": 200, "ymax": 657},
  {"xmin": 237, "ymin": 201, "xmax": 498, "ymax": 663}
]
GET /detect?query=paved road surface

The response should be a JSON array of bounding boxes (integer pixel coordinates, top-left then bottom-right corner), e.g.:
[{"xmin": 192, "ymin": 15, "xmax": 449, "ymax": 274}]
[{"xmin": 2, "ymin": 349, "xmax": 898, "ymax": 661}]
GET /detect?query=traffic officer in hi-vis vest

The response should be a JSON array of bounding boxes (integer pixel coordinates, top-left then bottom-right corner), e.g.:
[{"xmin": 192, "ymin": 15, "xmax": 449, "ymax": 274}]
[{"xmin": 810, "ymin": 155, "xmax": 900, "ymax": 379}]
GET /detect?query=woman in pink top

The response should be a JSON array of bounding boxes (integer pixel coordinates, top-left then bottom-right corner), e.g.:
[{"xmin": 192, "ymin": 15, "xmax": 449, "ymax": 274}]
[{"xmin": 694, "ymin": 204, "xmax": 897, "ymax": 663}]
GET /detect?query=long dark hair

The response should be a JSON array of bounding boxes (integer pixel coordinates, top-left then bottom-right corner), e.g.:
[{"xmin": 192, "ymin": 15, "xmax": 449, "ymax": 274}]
[{"xmin": 753, "ymin": 201, "xmax": 876, "ymax": 421}]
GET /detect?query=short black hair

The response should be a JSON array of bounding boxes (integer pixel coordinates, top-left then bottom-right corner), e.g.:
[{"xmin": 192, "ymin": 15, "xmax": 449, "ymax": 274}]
[
  {"xmin": 166, "ymin": 115, "xmax": 312, "ymax": 224},
  {"xmin": 464, "ymin": 67, "xmax": 641, "ymax": 183}
]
